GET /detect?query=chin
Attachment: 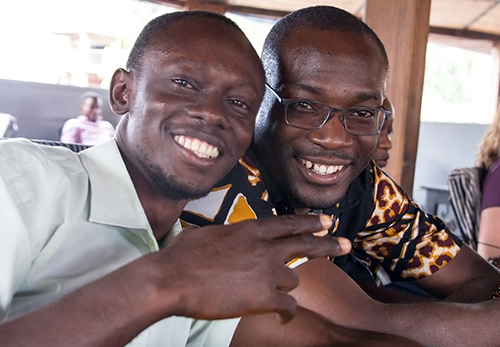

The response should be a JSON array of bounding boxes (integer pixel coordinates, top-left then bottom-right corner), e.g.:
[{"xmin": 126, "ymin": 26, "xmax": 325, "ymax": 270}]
[{"xmin": 292, "ymin": 187, "xmax": 345, "ymax": 211}]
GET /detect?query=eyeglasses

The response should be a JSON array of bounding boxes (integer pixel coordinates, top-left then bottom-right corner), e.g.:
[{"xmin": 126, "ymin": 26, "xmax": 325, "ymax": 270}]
[{"xmin": 265, "ymin": 84, "xmax": 390, "ymax": 136}]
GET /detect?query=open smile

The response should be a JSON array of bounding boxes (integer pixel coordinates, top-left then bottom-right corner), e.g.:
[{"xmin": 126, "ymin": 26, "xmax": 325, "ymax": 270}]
[
  {"xmin": 298, "ymin": 157, "xmax": 344, "ymax": 175},
  {"xmin": 174, "ymin": 135, "xmax": 219, "ymax": 159}
]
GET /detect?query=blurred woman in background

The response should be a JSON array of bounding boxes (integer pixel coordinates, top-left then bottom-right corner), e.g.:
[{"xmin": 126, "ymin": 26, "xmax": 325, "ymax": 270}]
[{"xmin": 476, "ymin": 102, "xmax": 500, "ymax": 264}]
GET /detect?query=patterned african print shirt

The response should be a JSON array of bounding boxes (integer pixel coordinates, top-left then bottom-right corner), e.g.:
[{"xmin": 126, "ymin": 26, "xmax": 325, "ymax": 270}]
[{"xmin": 181, "ymin": 146, "xmax": 463, "ymax": 285}]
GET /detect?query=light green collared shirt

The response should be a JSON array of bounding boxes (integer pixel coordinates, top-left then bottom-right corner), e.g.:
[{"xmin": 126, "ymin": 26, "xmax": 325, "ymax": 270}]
[{"xmin": 0, "ymin": 138, "xmax": 239, "ymax": 347}]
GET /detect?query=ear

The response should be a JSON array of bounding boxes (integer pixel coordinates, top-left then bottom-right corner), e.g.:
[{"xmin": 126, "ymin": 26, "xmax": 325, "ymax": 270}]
[{"xmin": 109, "ymin": 68, "xmax": 131, "ymax": 115}]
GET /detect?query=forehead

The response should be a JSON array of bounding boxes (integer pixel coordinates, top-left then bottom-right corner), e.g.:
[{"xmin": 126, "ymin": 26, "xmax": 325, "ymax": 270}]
[
  {"xmin": 279, "ymin": 27, "xmax": 387, "ymax": 103},
  {"xmin": 141, "ymin": 17, "xmax": 263, "ymax": 86},
  {"xmin": 148, "ymin": 17, "xmax": 258, "ymax": 67}
]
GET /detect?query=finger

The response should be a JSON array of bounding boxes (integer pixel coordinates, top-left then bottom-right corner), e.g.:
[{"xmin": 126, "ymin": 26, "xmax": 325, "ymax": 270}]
[
  {"xmin": 250, "ymin": 214, "xmax": 333, "ymax": 239},
  {"xmin": 274, "ymin": 266, "xmax": 300, "ymax": 292},
  {"xmin": 275, "ymin": 234, "xmax": 352, "ymax": 261},
  {"xmin": 273, "ymin": 292, "xmax": 298, "ymax": 324}
]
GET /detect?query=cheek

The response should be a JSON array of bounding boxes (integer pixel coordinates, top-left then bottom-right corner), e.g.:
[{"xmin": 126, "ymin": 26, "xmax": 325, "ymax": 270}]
[
  {"xmin": 360, "ymin": 137, "xmax": 378, "ymax": 160},
  {"xmin": 233, "ymin": 121, "xmax": 254, "ymax": 150}
]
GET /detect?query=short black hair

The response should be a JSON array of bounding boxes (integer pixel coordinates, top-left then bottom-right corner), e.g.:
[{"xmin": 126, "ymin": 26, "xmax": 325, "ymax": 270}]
[
  {"xmin": 261, "ymin": 5, "xmax": 389, "ymax": 88},
  {"xmin": 126, "ymin": 10, "xmax": 244, "ymax": 72}
]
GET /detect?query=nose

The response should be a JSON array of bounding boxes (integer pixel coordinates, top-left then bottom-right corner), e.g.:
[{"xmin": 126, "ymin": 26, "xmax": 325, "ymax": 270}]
[
  {"xmin": 307, "ymin": 111, "xmax": 354, "ymax": 149},
  {"xmin": 378, "ymin": 132, "xmax": 392, "ymax": 150},
  {"xmin": 188, "ymin": 95, "xmax": 230, "ymax": 129}
]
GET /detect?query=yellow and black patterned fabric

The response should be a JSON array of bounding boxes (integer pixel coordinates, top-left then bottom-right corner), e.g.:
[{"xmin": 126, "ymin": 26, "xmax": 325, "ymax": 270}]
[{"xmin": 181, "ymin": 146, "xmax": 463, "ymax": 284}]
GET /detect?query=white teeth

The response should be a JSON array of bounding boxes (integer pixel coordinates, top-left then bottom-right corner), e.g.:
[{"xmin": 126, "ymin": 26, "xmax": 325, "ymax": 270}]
[
  {"xmin": 174, "ymin": 135, "xmax": 219, "ymax": 159},
  {"xmin": 299, "ymin": 158, "xmax": 343, "ymax": 175}
]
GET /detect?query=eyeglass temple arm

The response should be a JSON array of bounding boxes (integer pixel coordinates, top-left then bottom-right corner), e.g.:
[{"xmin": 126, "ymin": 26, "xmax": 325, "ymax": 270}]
[{"xmin": 265, "ymin": 83, "xmax": 283, "ymax": 103}]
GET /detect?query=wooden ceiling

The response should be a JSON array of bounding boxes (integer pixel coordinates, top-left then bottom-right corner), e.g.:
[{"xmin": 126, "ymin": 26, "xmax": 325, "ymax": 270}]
[{"xmin": 152, "ymin": 0, "xmax": 500, "ymax": 41}]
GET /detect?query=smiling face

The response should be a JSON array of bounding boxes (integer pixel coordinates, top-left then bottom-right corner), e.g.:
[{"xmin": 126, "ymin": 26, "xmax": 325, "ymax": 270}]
[
  {"xmin": 254, "ymin": 27, "xmax": 388, "ymax": 212},
  {"xmin": 111, "ymin": 16, "xmax": 264, "ymax": 202}
]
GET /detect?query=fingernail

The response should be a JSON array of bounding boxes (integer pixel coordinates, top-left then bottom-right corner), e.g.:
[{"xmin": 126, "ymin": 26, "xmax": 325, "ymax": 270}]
[
  {"xmin": 313, "ymin": 229, "xmax": 328, "ymax": 237},
  {"xmin": 319, "ymin": 214, "xmax": 333, "ymax": 229},
  {"xmin": 337, "ymin": 237, "xmax": 352, "ymax": 252}
]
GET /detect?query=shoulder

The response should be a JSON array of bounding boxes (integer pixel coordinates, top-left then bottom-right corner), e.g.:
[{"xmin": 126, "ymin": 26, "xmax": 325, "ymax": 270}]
[
  {"xmin": 487, "ymin": 159, "xmax": 500, "ymax": 177},
  {"xmin": 364, "ymin": 162, "xmax": 411, "ymax": 226},
  {"xmin": 99, "ymin": 120, "xmax": 115, "ymax": 129},
  {"xmin": 0, "ymin": 138, "xmax": 85, "ymax": 178},
  {"xmin": 62, "ymin": 117, "xmax": 83, "ymax": 128}
]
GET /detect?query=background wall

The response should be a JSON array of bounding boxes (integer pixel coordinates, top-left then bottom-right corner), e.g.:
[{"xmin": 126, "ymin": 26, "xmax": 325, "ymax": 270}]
[
  {"xmin": 0, "ymin": 78, "xmax": 120, "ymax": 141},
  {"xmin": 413, "ymin": 121, "xmax": 487, "ymax": 206}
]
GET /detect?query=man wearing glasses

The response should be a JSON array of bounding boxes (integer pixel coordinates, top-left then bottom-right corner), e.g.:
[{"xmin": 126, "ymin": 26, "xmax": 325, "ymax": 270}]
[{"xmin": 183, "ymin": 5, "xmax": 500, "ymax": 346}]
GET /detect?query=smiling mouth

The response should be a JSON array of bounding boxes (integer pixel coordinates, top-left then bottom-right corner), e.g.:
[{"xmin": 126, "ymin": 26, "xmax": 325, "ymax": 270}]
[
  {"xmin": 298, "ymin": 158, "xmax": 344, "ymax": 175},
  {"xmin": 174, "ymin": 135, "xmax": 219, "ymax": 159}
]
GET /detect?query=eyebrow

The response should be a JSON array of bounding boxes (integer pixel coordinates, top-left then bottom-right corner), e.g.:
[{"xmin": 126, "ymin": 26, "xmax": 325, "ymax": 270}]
[
  {"xmin": 165, "ymin": 55, "xmax": 262, "ymax": 96},
  {"xmin": 293, "ymin": 82, "xmax": 381, "ymax": 103}
]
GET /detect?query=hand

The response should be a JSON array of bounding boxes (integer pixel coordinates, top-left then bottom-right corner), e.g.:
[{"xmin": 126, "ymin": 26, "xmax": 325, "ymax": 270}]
[{"xmin": 148, "ymin": 214, "xmax": 351, "ymax": 323}]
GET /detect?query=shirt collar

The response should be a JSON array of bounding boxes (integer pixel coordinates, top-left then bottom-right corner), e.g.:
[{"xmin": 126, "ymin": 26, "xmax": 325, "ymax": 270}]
[{"xmin": 78, "ymin": 138, "xmax": 150, "ymax": 230}]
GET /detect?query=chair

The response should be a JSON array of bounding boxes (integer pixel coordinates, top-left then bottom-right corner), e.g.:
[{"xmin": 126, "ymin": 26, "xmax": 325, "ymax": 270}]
[
  {"xmin": 0, "ymin": 113, "xmax": 19, "ymax": 138},
  {"xmin": 30, "ymin": 139, "xmax": 91, "ymax": 153},
  {"xmin": 447, "ymin": 167, "xmax": 486, "ymax": 250}
]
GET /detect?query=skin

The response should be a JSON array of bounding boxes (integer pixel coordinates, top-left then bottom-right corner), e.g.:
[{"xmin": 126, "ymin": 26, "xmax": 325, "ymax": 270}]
[
  {"xmin": 0, "ymin": 16, "xmax": 353, "ymax": 347},
  {"xmin": 254, "ymin": 29, "xmax": 385, "ymax": 214},
  {"xmin": 478, "ymin": 207, "xmax": 500, "ymax": 259},
  {"xmin": 81, "ymin": 96, "xmax": 102, "ymax": 122},
  {"xmin": 250, "ymin": 25, "xmax": 500, "ymax": 346},
  {"xmin": 373, "ymin": 98, "xmax": 394, "ymax": 168}
]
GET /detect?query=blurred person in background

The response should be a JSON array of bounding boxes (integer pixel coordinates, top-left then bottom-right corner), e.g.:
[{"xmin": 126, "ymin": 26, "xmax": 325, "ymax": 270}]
[
  {"xmin": 476, "ymin": 102, "xmax": 500, "ymax": 264},
  {"xmin": 373, "ymin": 97, "xmax": 394, "ymax": 168},
  {"xmin": 60, "ymin": 91, "xmax": 115, "ymax": 145}
]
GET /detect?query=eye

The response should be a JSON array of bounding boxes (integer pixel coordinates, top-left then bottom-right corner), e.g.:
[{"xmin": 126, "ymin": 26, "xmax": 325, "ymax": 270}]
[
  {"xmin": 172, "ymin": 78, "xmax": 195, "ymax": 89},
  {"xmin": 350, "ymin": 108, "xmax": 376, "ymax": 118},
  {"xmin": 289, "ymin": 100, "xmax": 316, "ymax": 112},
  {"xmin": 227, "ymin": 99, "xmax": 249, "ymax": 110}
]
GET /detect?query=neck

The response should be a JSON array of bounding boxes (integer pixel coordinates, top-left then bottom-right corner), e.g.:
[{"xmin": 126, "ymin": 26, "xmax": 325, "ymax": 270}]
[
  {"xmin": 117, "ymin": 139, "xmax": 189, "ymax": 241},
  {"xmin": 141, "ymin": 198, "xmax": 187, "ymax": 241}
]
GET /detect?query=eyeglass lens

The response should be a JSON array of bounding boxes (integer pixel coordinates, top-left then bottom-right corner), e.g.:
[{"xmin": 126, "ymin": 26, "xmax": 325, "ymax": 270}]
[{"xmin": 284, "ymin": 100, "xmax": 385, "ymax": 135}]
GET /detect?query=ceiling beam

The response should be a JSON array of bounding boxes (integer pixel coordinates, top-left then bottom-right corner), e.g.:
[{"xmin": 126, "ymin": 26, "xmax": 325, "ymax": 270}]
[
  {"xmin": 430, "ymin": 26, "xmax": 500, "ymax": 43},
  {"xmin": 148, "ymin": 0, "xmax": 500, "ymax": 42},
  {"xmin": 184, "ymin": 0, "xmax": 227, "ymax": 13}
]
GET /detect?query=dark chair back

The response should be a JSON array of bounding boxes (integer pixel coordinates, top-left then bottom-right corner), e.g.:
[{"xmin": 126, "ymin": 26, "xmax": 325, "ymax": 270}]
[{"xmin": 447, "ymin": 167, "xmax": 487, "ymax": 250}]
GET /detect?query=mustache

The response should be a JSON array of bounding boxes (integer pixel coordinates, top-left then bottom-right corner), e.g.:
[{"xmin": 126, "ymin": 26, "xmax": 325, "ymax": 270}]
[{"xmin": 295, "ymin": 148, "xmax": 356, "ymax": 161}]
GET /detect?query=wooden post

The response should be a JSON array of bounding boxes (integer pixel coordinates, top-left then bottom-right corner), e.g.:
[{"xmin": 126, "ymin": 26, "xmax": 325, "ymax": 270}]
[
  {"xmin": 364, "ymin": 0, "xmax": 431, "ymax": 196},
  {"xmin": 184, "ymin": 0, "xmax": 226, "ymax": 14},
  {"xmin": 494, "ymin": 41, "xmax": 500, "ymax": 108}
]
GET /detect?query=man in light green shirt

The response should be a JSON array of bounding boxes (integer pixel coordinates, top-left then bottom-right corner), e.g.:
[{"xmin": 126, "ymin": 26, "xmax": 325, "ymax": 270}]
[{"xmin": 0, "ymin": 9, "xmax": 360, "ymax": 347}]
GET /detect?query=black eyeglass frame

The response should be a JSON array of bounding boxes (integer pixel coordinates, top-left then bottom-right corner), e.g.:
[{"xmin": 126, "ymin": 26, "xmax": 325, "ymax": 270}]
[{"xmin": 265, "ymin": 83, "xmax": 391, "ymax": 136}]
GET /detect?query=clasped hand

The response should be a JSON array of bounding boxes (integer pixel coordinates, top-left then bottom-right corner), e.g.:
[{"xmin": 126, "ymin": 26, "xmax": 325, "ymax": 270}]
[{"xmin": 148, "ymin": 214, "xmax": 351, "ymax": 323}]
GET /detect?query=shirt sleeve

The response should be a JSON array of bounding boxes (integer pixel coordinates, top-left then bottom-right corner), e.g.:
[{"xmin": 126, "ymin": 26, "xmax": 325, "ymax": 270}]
[
  {"xmin": 354, "ymin": 165, "xmax": 463, "ymax": 281},
  {"xmin": 482, "ymin": 159, "xmax": 500, "ymax": 210},
  {"xmin": 60, "ymin": 119, "xmax": 82, "ymax": 144},
  {"xmin": 0, "ymin": 139, "xmax": 74, "ymax": 321},
  {"xmin": 0, "ymin": 170, "xmax": 32, "ymax": 320}
]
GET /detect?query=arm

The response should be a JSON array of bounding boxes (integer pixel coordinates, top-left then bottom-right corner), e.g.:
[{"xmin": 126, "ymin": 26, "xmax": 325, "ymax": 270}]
[
  {"xmin": 231, "ymin": 306, "xmax": 425, "ymax": 347},
  {"xmin": 361, "ymin": 165, "xmax": 499, "ymax": 303},
  {"xmin": 477, "ymin": 207, "xmax": 500, "ymax": 259},
  {"xmin": 477, "ymin": 164, "xmax": 500, "ymax": 259},
  {"xmin": 60, "ymin": 119, "xmax": 81, "ymax": 144},
  {"xmin": 289, "ymin": 257, "xmax": 500, "ymax": 347},
  {"xmin": 0, "ymin": 215, "xmax": 351, "ymax": 347},
  {"xmin": 414, "ymin": 243, "xmax": 500, "ymax": 302}
]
